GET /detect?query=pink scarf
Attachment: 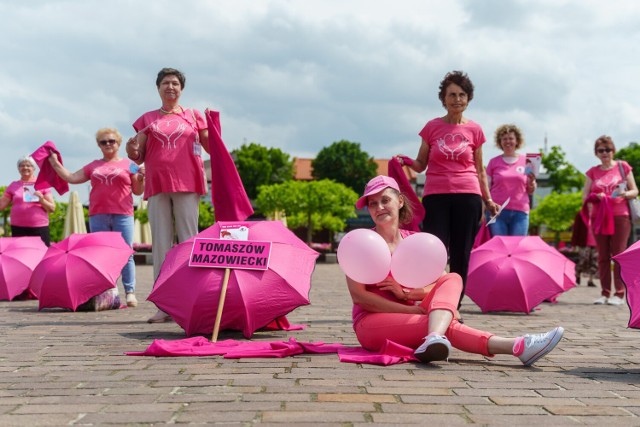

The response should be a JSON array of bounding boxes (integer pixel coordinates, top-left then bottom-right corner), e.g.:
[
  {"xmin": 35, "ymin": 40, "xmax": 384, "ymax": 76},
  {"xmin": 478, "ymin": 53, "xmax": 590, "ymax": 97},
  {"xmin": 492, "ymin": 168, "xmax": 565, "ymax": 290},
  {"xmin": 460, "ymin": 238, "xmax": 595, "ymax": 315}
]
[
  {"xmin": 387, "ymin": 157, "xmax": 425, "ymax": 231},
  {"xmin": 30, "ymin": 141, "xmax": 69, "ymax": 195},
  {"xmin": 581, "ymin": 193, "xmax": 614, "ymax": 235}
]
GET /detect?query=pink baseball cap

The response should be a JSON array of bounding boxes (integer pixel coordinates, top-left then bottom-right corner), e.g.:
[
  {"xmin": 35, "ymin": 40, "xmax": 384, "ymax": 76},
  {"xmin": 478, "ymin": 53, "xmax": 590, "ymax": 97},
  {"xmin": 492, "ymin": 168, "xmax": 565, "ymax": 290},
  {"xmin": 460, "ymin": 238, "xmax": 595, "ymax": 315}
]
[{"xmin": 355, "ymin": 175, "xmax": 400, "ymax": 209}]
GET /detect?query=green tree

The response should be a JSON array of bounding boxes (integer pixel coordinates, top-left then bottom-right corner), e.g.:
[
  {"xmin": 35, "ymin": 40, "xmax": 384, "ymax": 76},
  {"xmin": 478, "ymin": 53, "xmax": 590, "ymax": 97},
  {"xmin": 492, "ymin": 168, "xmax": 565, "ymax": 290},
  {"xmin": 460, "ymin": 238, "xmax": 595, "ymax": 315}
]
[
  {"xmin": 615, "ymin": 142, "xmax": 640, "ymax": 185},
  {"xmin": 530, "ymin": 192, "xmax": 583, "ymax": 246},
  {"xmin": 199, "ymin": 199, "xmax": 215, "ymax": 231},
  {"xmin": 541, "ymin": 146, "xmax": 585, "ymax": 193},
  {"xmin": 311, "ymin": 140, "xmax": 378, "ymax": 193},
  {"xmin": 255, "ymin": 179, "xmax": 358, "ymax": 244},
  {"xmin": 0, "ymin": 186, "xmax": 10, "ymax": 236},
  {"xmin": 48, "ymin": 201, "xmax": 68, "ymax": 243},
  {"xmin": 231, "ymin": 143, "xmax": 294, "ymax": 200}
]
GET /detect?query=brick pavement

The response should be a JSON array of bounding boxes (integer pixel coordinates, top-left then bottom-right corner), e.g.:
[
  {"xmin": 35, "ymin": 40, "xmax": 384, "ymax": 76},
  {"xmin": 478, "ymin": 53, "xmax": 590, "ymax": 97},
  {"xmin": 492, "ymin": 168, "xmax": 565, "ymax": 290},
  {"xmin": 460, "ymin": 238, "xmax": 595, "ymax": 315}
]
[{"xmin": 2, "ymin": 262, "xmax": 640, "ymax": 425}]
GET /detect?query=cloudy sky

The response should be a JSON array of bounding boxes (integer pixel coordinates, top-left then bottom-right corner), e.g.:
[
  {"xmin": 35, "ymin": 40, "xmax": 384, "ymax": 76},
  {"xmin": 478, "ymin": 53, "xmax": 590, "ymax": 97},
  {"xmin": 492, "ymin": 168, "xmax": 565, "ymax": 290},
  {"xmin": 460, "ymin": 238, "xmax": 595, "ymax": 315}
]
[{"xmin": 2, "ymin": 0, "xmax": 639, "ymax": 203}]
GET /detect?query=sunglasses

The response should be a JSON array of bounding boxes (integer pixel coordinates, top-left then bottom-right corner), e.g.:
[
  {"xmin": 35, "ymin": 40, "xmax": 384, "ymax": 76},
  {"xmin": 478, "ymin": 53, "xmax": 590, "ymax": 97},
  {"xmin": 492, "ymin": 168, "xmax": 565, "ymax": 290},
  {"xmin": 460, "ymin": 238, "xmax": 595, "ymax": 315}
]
[
  {"xmin": 98, "ymin": 139, "xmax": 117, "ymax": 146},
  {"xmin": 597, "ymin": 148, "xmax": 613, "ymax": 154}
]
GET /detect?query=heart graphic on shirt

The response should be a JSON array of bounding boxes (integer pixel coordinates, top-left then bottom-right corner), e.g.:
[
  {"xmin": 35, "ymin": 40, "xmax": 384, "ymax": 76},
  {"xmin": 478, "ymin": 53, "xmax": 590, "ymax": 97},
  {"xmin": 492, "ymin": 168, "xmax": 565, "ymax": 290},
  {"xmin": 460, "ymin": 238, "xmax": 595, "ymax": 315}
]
[
  {"xmin": 93, "ymin": 166, "xmax": 122, "ymax": 185},
  {"xmin": 595, "ymin": 174, "xmax": 619, "ymax": 194},
  {"xmin": 437, "ymin": 133, "xmax": 471, "ymax": 160},
  {"xmin": 152, "ymin": 119, "xmax": 187, "ymax": 149}
]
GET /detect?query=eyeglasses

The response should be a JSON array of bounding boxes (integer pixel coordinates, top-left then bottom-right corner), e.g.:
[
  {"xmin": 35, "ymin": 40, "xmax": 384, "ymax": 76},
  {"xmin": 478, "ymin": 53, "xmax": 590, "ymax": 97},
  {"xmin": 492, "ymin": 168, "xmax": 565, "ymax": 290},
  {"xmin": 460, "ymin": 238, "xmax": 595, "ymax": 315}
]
[
  {"xmin": 597, "ymin": 148, "xmax": 613, "ymax": 154},
  {"xmin": 98, "ymin": 139, "xmax": 117, "ymax": 146}
]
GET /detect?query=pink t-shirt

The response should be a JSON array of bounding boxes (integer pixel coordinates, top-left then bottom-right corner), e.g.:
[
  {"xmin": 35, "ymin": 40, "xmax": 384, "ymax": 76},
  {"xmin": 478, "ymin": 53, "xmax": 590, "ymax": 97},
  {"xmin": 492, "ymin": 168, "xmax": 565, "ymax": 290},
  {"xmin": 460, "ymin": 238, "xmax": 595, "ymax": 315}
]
[
  {"xmin": 3, "ymin": 180, "xmax": 51, "ymax": 227},
  {"xmin": 418, "ymin": 118, "xmax": 485, "ymax": 196},
  {"xmin": 133, "ymin": 108, "xmax": 207, "ymax": 199},
  {"xmin": 82, "ymin": 158, "xmax": 135, "ymax": 216},
  {"xmin": 352, "ymin": 230, "xmax": 415, "ymax": 328},
  {"xmin": 586, "ymin": 160, "xmax": 632, "ymax": 217},
  {"xmin": 486, "ymin": 154, "xmax": 530, "ymax": 213}
]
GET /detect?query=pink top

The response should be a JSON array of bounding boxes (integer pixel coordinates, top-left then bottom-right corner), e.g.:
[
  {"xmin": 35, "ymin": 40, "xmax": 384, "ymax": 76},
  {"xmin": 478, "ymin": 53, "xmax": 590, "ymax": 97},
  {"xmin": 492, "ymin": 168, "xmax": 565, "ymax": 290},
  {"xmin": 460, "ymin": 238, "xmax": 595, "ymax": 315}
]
[
  {"xmin": 133, "ymin": 108, "xmax": 207, "ymax": 199},
  {"xmin": 486, "ymin": 154, "xmax": 530, "ymax": 213},
  {"xmin": 3, "ymin": 180, "xmax": 52, "ymax": 227},
  {"xmin": 352, "ymin": 229, "xmax": 414, "ymax": 327},
  {"xmin": 418, "ymin": 118, "xmax": 485, "ymax": 196},
  {"xmin": 82, "ymin": 158, "xmax": 136, "ymax": 216},
  {"xmin": 586, "ymin": 160, "xmax": 632, "ymax": 217}
]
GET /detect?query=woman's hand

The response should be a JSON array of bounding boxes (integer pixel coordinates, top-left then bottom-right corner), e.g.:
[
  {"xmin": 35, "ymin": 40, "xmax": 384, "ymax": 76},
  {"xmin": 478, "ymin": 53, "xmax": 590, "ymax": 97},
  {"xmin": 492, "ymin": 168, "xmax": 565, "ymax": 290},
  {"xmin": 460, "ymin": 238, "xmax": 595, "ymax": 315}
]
[
  {"xmin": 394, "ymin": 155, "xmax": 414, "ymax": 166},
  {"xmin": 136, "ymin": 165, "xmax": 146, "ymax": 182},
  {"xmin": 375, "ymin": 276, "xmax": 408, "ymax": 301},
  {"xmin": 485, "ymin": 199, "xmax": 499, "ymax": 216},
  {"xmin": 48, "ymin": 152, "xmax": 61, "ymax": 167}
]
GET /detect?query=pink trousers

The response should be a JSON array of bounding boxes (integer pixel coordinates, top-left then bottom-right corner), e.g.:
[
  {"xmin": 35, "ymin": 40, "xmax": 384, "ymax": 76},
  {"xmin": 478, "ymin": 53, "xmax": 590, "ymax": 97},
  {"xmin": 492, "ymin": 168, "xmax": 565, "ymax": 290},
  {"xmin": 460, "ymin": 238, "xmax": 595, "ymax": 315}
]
[
  {"xmin": 595, "ymin": 216, "xmax": 631, "ymax": 298},
  {"xmin": 354, "ymin": 273, "xmax": 494, "ymax": 356}
]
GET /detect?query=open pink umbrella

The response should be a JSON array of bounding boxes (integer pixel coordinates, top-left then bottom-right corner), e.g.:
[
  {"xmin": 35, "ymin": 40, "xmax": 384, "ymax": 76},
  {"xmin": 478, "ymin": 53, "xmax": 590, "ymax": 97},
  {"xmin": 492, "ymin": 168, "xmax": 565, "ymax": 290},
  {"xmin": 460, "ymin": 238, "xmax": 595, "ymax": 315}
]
[
  {"xmin": 148, "ymin": 221, "xmax": 319, "ymax": 338},
  {"xmin": 466, "ymin": 236, "xmax": 575, "ymax": 313},
  {"xmin": 29, "ymin": 232, "xmax": 133, "ymax": 311},
  {"xmin": 613, "ymin": 240, "xmax": 640, "ymax": 328},
  {"xmin": 0, "ymin": 237, "xmax": 48, "ymax": 300}
]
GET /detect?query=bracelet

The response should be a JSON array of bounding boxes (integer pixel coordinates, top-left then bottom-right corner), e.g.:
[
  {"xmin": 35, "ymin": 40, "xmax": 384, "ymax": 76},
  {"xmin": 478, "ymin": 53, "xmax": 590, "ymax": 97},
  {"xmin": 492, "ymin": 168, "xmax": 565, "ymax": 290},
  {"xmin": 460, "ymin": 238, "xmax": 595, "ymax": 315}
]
[{"xmin": 484, "ymin": 198, "xmax": 493, "ymax": 204}]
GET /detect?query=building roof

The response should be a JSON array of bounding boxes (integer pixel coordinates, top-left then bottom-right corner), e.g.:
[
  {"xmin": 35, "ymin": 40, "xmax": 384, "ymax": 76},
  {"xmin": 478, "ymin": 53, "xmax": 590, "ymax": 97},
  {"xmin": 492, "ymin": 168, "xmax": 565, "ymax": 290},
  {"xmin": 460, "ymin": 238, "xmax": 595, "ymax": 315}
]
[{"xmin": 293, "ymin": 158, "xmax": 417, "ymax": 182}]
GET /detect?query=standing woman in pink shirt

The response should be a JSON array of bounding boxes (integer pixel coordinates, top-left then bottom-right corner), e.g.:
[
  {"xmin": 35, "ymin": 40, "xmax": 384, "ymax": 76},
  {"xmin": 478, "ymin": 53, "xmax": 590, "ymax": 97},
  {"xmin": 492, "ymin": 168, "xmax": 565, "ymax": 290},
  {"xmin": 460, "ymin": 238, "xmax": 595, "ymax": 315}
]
[
  {"xmin": 48, "ymin": 128, "xmax": 145, "ymax": 308},
  {"xmin": 0, "ymin": 156, "xmax": 56, "ymax": 246},
  {"xmin": 485, "ymin": 124, "xmax": 537, "ymax": 236},
  {"xmin": 396, "ymin": 71, "xmax": 498, "ymax": 308},
  {"xmin": 126, "ymin": 67, "xmax": 210, "ymax": 323}
]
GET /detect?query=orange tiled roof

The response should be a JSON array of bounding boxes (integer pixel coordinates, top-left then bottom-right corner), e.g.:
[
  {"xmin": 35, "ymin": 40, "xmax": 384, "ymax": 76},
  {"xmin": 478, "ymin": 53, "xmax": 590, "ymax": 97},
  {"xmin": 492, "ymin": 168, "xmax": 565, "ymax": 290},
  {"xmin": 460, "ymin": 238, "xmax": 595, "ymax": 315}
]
[{"xmin": 293, "ymin": 158, "xmax": 416, "ymax": 182}]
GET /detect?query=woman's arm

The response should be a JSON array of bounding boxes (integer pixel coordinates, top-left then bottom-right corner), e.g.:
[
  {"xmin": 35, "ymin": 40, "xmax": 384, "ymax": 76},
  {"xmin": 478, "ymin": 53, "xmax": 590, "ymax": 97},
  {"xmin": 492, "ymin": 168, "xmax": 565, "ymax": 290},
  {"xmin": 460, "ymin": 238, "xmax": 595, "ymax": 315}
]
[
  {"xmin": 582, "ymin": 175, "xmax": 593, "ymax": 201},
  {"xmin": 625, "ymin": 171, "xmax": 639, "ymax": 199},
  {"xmin": 131, "ymin": 166, "xmax": 145, "ymax": 196},
  {"xmin": 35, "ymin": 191, "xmax": 56, "ymax": 213},
  {"xmin": 346, "ymin": 277, "xmax": 423, "ymax": 314},
  {"xmin": 47, "ymin": 153, "xmax": 88, "ymax": 184},
  {"xmin": 0, "ymin": 195, "xmax": 10, "ymax": 211},
  {"xmin": 126, "ymin": 134, "xmax": 147, "ymax": 165},
  {"xmin": 475, "ymin": 147, "xmax": 499, "ymax": 215},
  {"xmin": 199, "ymin": 128, "xmax": 210, "ymax": 155}
]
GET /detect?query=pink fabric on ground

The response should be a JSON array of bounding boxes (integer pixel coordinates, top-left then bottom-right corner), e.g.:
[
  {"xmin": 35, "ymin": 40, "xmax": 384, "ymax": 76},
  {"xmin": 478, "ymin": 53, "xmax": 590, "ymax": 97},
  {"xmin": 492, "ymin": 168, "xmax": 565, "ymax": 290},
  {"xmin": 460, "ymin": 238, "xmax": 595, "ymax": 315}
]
[
  {"xmin": 125, "ymin": 336, "xmax": 414, "ymax": 365},
  {"xmin": 387, "ymin": 158, "xmax": 425, "ymax": 231},
  {"xmin": 30, "ymin": 141, "xmax": 69, "ymax": 195},
  {"xmin": 262, "ymin": 316, "xmax": 306, "ymax": 332},
  {"xmin": 205, "ymin": 110, "xmax": 254, "ymax": 221}
]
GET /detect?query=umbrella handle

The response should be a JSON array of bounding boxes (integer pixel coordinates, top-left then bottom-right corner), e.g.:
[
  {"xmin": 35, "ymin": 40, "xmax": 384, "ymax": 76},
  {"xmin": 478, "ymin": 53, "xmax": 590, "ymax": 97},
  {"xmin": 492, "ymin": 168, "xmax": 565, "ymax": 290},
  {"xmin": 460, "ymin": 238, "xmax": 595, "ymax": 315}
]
[{"xmin": 211, "ymin": 268, "xmax": 231, "ymax": 342}]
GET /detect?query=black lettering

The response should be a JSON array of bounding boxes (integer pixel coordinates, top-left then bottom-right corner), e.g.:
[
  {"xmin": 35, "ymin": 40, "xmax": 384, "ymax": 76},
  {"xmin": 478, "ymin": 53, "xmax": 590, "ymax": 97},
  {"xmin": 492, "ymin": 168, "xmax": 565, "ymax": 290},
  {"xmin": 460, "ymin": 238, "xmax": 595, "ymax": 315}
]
[
  {"xmin": 253, "ymin": 245, "xmax": 265, "ymax": 255},
  {"xmin": 192, "ymin": 254, "xmax": 203, "ymax": 263},
  {"xmin": 213, "ymin": 243, "xmax": 225, "ymax": 251}
]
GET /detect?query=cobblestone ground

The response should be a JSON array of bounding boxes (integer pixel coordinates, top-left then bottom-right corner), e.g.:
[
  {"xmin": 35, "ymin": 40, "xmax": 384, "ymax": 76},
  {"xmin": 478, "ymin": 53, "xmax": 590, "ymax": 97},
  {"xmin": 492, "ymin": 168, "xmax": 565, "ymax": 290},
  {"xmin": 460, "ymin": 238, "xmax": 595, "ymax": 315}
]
[{"xmin": 1, "ymin": 262, "xmax": 640, "ymax": 426}]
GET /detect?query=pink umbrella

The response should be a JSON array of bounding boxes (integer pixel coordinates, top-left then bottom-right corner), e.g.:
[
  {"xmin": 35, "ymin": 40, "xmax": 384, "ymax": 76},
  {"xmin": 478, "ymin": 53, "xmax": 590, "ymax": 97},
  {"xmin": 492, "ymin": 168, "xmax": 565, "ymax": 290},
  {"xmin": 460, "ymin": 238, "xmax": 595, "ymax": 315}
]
[
  {"xmin": 466, "ymin": 236, "xmax": 575, "ymax": 313},
  {"xmin": 613, "ymin": 240, "xmax": 640, "ymax": 328},
  {"xmin": 29, "ymin": 232, "xmax": 133, "ymax": 311},
  {"xmin": 0, "ymin": 237, "xmax": 48, "ymax": 300},
  {"xmin": 148, "ymin": 221, "xmax": 319, "ymax": 338}
]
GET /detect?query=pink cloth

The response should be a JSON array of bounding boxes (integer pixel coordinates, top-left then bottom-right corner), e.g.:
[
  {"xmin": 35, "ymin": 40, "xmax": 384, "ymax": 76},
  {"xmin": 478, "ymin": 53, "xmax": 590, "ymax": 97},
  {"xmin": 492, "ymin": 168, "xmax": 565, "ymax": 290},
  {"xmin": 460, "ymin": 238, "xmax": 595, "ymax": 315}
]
[
  {"xmin": 125, "ymin": 336, "xmax": 417, "ymax": 366},
  {"xmin": 581, "ymin": 194, "xmax": 615, "ymax": 236},
  {"xmin": 30, "ymin": 141, "xmax": 69, "ymax": 195},
  {"xmin": 133, "ymin": 108, "xmax": 207, "ymax": 199},
  {"xmin": 585, "ymin": 161, "xmax": 631, "ymax": 217},
  {"xmin": 486, "ymin": 154, "xmax": 530, "ymax": 212},
  {"xmin": 473, "ymin": 219, "xmax": 491, "ymax": 249},
  {"xmin": 205, "ymin": 110, "xmax": 254, "ymax": 221},
  {"xmin": 82, "ymin": 158, "xmax": 135, "ymax": 216},
  {"xmin": 387, "ymin": 158, "xmax": 425, "ymax": 231},
  {"xmin": 262, "ymin": 315, "xmax": 305, "ymax": 332},
  {"xmin": 3, "ymin": 180, "xmax": 52, "ymax": 227},
  {"xmin": 418, "ymin": 118, "xmax": 485, "ymax": 197}
]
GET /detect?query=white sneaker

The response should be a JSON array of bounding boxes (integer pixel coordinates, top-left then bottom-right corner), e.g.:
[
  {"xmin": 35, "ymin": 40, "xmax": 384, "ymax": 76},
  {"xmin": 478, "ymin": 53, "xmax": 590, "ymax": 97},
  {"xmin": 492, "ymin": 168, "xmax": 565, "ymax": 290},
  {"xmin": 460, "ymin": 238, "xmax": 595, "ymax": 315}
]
[
  {"xmin": 125, "ymin": 293, "xmax": 138, "ymax": 307},
  {"xmin": 414, "ymin": 334, "xmax": 451, "ymax": 363},
  {"xmin": 593, "ymin": 296, "xmax": 608, "ymax": 305},
  {"xmin": 607, "ymin": 296, "xmax": 625, "ymax": 306},
  {"xmin": 517, "ymin": 326, "xmax": 564, "ymax": 366}
]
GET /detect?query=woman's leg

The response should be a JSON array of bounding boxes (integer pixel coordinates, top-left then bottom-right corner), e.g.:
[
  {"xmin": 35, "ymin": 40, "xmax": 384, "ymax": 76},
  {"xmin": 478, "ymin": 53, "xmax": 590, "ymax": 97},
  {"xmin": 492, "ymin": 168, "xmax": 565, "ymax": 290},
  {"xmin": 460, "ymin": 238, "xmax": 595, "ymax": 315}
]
[
  {"xmin": 448, "ymin": 194, "xmax": 482, "ymax": 305},
  {"xmin": 594, "ymin": 232, "xmax": 612, "ymax": 297},
  {"xmin": 112, "ymin": 215, "xmax": 136, "ymax": 295},
  {"xmin": 172, "ymin": 192, "xmax": 200, "ymax": 243},
  {"xmin": 611, "ymin": 216, "xmax": 631, "ymax": 298},
  {"xmin": 510, "ymin": 210, "xmax": 530, "ymax": 236},
  {"xmin": 147, "ymin": 193, "xmax": 174, "ymax": 281}
]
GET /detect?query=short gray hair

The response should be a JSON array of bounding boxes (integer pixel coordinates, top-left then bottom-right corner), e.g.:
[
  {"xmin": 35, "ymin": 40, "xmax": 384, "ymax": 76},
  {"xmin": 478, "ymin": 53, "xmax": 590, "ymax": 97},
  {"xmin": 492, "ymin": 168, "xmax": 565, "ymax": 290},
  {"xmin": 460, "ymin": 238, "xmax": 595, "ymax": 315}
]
[{"xmin": 17, "ymin": 155, "xmax": 37, "ymax": 169}]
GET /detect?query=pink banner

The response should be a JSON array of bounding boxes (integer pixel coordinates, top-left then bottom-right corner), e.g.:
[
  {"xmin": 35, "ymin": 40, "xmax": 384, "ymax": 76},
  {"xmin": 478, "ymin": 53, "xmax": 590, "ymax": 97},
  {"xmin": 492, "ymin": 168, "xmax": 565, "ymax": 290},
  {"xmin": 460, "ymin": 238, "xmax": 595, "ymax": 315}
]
[{"xmin": 189, "ymin": 238, "xmax": 271, "ymax": 270}]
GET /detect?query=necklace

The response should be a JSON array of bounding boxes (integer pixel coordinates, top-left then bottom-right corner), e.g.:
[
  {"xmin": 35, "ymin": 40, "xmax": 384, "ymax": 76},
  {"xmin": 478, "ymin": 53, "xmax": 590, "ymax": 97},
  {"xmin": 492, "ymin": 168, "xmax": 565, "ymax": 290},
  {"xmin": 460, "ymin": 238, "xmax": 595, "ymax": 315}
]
[{"xmin": 160, "ymin": 105, "xmax": 181, "ymax": 114}]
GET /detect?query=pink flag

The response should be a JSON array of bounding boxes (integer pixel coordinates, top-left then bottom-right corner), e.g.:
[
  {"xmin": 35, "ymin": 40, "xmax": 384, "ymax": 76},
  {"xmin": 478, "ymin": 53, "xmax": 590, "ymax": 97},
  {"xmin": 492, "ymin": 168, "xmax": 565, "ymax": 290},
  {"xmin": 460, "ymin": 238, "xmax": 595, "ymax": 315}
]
[{"xmin": 205, "ymin": 110, "xmax": 254, "ymax": 221}]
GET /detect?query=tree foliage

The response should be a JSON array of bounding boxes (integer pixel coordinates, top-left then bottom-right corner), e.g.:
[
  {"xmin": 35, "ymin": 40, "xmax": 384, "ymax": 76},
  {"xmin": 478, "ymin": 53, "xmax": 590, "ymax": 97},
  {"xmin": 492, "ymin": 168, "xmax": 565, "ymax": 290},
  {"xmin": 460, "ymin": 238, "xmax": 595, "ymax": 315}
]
[
  {"xmin": 199, "ymin": 199, "xmax": 215, "ymax": 231},
  {"xmin": 48, "ymin": 201, "xmax": 68, "ymax": 243},
  {"xmin": 615, "ymin": 142, "xmax": 640, "ymax": 185},
  {"xmin": 0, "ymin": 186, "xmax": 10, "ymax": 237},
  {"xmin": 541, "ymin": 146, "xmax": 585, "ymax": 193},
  {"xmin": 311, "ymin": 140, "xmax": 378, "ymax": 193},
  {"xmin": 255, "ymin": 179, "xmax": 358, "ymax": 243},
  {"xmin": 231, "ymin": 143, "xmax": 294, "ymax": 200},
  {"xmin": 530, "ymin": 192, "xmax": 583, "ymax": 246}
]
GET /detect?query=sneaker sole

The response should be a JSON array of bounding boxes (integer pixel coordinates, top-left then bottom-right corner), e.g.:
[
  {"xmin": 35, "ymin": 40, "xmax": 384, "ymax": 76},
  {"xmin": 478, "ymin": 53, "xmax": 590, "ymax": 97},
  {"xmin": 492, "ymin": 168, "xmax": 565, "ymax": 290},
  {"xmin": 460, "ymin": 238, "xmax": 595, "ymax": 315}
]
[
  {"xmin": 414, "ymin": 342, "xmax": 450, "ymax": 363},
  {"xmin": 522, "ymin": 327, "xmax": 564, "ymax": 366}
]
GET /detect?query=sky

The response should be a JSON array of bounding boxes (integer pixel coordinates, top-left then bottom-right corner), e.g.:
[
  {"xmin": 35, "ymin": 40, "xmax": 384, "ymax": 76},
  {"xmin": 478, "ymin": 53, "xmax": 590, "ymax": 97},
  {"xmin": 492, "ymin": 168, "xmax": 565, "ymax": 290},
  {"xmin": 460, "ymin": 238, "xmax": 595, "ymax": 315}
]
[{"xmin": 2, "ymin": 0, "xmax": 640, "ymax": 203}]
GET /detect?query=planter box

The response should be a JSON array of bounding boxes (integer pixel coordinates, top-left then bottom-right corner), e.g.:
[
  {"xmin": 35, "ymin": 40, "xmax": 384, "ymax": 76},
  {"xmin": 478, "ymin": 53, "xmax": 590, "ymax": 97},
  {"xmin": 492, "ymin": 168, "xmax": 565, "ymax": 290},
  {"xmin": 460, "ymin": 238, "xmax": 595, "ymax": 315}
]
[{"xmin": 134, "ymin": 252, "xmax": 153, "ymax": 265}]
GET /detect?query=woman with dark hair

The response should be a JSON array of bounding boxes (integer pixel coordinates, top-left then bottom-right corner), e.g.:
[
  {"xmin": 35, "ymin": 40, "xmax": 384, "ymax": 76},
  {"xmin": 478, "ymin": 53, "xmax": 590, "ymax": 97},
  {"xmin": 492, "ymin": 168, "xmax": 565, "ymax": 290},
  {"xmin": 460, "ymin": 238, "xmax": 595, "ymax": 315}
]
[
  {"xmin": 0, "ymin": 155, "xmax": 56, "ymax": 246},
  {"xmin": 582, "ymin": 135, "xmax": 638, "ymax": 305},
  {"xmin": 346, "ymin": 175, "xmax": 564, "ymax": 365},
  {"xmin": 126, "ymin": 67, "xmax": 210, "ymax": 323},
  {"xmin": 396, "ymin": 70, "xmax": 497, "ymax": 307},
  {"xmin": 485, "ymin": 124, "xmax": 536, "ymax": 236}
]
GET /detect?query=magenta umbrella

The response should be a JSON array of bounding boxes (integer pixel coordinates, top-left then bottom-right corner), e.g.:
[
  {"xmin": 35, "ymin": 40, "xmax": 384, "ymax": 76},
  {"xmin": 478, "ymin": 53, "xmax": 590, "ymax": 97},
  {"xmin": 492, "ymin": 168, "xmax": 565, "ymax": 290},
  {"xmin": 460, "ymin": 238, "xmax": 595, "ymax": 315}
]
[
  {"xmin": 466, "ymin": 236, "xmax": 576, "ymax": 313},
  {"xmin": 148, "ymin": 221, "xmax": 319, "ymax": 338},
  {"xmin": 29, "ymin": 232, "xmax": 133, "ymax": 311},
  {"xmin": 613, "ymin": 240, "xmax": 640, "ymax": 328},
  {"xmin": 0, "ymin": 237, "xmax": 48, "ymax": 300}
]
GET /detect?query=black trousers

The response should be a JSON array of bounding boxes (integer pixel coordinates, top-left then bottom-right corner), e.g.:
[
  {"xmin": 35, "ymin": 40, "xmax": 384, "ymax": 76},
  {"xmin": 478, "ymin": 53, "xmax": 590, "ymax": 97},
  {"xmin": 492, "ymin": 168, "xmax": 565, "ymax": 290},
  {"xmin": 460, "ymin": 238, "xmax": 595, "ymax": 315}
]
[
  {"xmin": 421, "ymin": 193, "xmax": 482, "ymax": 307},
  {"xmin": 11, "ymin": 225, "xmax": 51, "ymax": 247}
]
